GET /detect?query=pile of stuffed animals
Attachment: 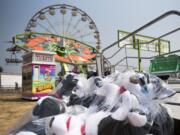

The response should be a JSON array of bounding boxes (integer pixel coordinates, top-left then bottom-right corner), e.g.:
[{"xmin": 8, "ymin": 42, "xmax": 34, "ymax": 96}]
[{"xmin": 9, "ymin": 70, "xmax": 176, "ymax": 135}]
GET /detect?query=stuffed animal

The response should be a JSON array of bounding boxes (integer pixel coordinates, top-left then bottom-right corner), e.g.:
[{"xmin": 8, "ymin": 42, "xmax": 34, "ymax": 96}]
[
  {"xmin": 45, "ymin": 83, "xmax": 152, "ymax": 135},
  {"xmin": 9, "ymin": 70, "xmax": 175, "ymax": 135},
  {"xmin": 9, "ymin": 73, "xmax": 80, "ymax": 135},
  {"xmin": 67, "ymin": 76, "xmax": 104, "ymax": 107}
]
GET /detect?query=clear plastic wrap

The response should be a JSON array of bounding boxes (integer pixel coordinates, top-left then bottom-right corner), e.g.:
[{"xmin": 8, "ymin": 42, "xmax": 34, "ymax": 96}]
[{"xmin": 8, "ymin": 70, "xmax": 176, "ymax": 135}]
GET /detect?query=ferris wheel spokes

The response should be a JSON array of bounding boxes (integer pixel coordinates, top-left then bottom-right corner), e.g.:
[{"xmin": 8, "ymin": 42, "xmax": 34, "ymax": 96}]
[
  {"xmin": 25, "ymin": 4, "xmax": 100, "ymax": 50},
  {"xmin": 37, "ymin": 22, "xmax": 54, "ymax": 34},
  {"xmin": 46, "ymin": 17, "xmax": 59, "ymax": 35}
]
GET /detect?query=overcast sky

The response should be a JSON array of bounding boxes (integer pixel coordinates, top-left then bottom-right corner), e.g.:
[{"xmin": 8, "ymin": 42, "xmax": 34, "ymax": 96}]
[{"xmin": 0, "ymin": 0, "xmax": 180, "ymax": 73}]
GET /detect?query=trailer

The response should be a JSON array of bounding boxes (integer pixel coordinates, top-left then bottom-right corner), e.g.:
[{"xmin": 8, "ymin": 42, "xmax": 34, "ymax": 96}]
[{"xmin": 0, "ymin": 73, "xmax": 22, "ymax": 89}]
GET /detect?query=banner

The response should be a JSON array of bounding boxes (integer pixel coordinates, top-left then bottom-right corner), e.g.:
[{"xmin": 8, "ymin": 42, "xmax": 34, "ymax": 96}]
[{"xmin": 118, "ymin": 30, "xmax": 170, "ymax": 53}]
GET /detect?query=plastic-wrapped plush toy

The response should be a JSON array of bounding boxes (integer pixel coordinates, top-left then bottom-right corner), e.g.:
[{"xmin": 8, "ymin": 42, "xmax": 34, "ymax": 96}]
[
  {"xmin": 9, "ymin": 73, "xmax": 86, "ymax": 134},
  {"xmin": 9, "ymin": 70, "xmax": 176, "ymax": 135},
  {"xmin": 67, "ymin": 76, "xmax": 104, "ymax": 107},
  {"xmin": 38, "ymin": 81, "xmax": 152, "ymax": 135},
  {"xmin": 114, "ymin": 70, "xmax": 175, "ymax": 135},
  {"xmin": 31, "ymin": 73, "xmax": 89, "ymax": 118},
  {"xmin": 42, "ymin": 83, "xmax": 141, "ymax": 135}
]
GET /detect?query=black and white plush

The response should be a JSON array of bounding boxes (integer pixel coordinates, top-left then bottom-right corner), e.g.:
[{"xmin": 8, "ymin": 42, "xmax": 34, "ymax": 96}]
[
  {"xmin": 44, "ymin": 82, "xmax": 153, "ymax": 135},
  {"xmin": 9, "ymin": 73, "xmax": 80, "ymax": 135},
  {"xmin": 9, "ymin": 71, "xmax": 176, "ymax": 135},
  {"xmin": 67, "ymin": 76, "xmax": 104, "ymax": 107},
  {"xmin": 32, "ymin": 73, "xmax": 81, "ymax": 117}
]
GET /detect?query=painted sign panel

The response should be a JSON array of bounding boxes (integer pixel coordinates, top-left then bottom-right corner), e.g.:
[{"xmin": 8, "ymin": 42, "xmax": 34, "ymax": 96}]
[
  {"xmin": 32, "ymin": 64, "xmax": 56, "ymax": 96},
  {"xmin": 118, "ymin": 30, "xmax": 170, "ymax": 53}
]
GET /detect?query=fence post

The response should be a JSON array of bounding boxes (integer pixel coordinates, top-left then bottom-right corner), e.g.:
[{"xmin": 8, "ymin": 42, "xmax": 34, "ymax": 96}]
[
  {"xmin": 137, "ymin": 39, "xmax": 141, "ymax": 72},
  {"xmin": 96, "ymin": 53, "xmax": 103, "ymax": 77}
]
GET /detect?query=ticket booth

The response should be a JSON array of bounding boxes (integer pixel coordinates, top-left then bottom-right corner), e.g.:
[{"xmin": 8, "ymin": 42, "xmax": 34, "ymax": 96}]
[{"xmin": 22, "ymin": 50, "xmax": 56, "ymax": 100}]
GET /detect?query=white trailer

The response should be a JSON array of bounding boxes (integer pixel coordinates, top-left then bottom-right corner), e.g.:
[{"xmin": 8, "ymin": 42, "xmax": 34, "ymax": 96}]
[{"xmin": 0, "ymin": 73, "xmax": 22, "ymax": 89}]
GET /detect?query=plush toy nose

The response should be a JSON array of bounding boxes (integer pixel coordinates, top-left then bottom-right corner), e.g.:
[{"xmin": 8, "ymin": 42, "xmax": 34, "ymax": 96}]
[{"xmin": 118, "ymin": 86, "xmax": 127, "ymax": 94}]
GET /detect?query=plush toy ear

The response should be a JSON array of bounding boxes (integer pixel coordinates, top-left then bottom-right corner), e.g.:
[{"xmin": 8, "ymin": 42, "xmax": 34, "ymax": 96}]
[
  {"xmin": 33, "ymin": 97, "xmax": 61, "ymax": 118},
  {"xmin": 57, "ymin": 74, "xmax": 79, "ymax": 96},
  {"xmin": 148, "ymin": 75, "xmax": 176, "ymax": 99},
  {"xmin": 156, "ymin": 82, "xmax": 176, "ymax": 99}
]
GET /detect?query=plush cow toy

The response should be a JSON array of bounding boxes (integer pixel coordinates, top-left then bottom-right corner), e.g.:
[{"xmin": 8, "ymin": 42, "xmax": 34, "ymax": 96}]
[
  {"xmin": 9, "ymin": 71, "xmax": 175, "ymax": 135},
  {"xmin": 116, "ymin": 71, "xmax": 175, "ymax": 135},
  {"xmin": 67, "ymin": 76, "xmax": 104, "ymax": 107},
  {"xmin": 9, "ymin": 73, "xmax": 81, "ymax": 135},
  {"xmin": 45, "ymin": 82, "xmax": 153, "ymax": 135}
]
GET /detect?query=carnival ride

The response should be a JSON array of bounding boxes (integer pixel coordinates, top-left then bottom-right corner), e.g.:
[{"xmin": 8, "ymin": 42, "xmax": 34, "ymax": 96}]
[
  {"xmin": 149, "ymin": 54, "xmax": 180, "ymax": 79},
  {"xmin": 5, "ymin": 43, "xmax": 23, "ymax": 64},
  {"xmin": 13, "ymin": 32, "xmax": 98, "ymax": 73},
  {"xmin": 7, "ymin": 4, "xmax": 103, "ymax": 74},
  {"xmin": 5, "ymin": 2, "xmax": 180, "ymax": 77},
  {"xmin": 6, "ymin": 5, "xmax": 180, "ymax": 79}
]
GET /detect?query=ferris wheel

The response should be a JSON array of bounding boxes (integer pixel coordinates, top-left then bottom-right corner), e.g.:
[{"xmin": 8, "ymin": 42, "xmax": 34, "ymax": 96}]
[
  {"xmin": 11, "ymin": 4, "xmax": 102, "ymax": 73},
  {"xmin": 25, "ymin": 4, "xmax": 100, "ymax": 50}
]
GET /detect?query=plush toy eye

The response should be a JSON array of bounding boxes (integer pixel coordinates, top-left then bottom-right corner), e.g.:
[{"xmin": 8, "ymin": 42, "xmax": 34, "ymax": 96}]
[{"xmin": 138, "ymin": 77, "xmax": 146, "ymax": 86}]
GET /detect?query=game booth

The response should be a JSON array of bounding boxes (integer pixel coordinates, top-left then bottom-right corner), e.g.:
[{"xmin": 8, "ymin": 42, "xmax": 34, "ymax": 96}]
[{"xmin": 22, "ymin": 50, "xmax": 56, "ymax": 100}]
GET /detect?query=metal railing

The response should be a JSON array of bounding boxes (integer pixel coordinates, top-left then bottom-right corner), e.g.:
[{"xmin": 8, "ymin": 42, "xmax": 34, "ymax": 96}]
[
  {"xmin": 97, "ymin": 10, "xmax": 180, "ymax": 77},
  {"xmin": 113, "ymin": 27, "xmax": 180, "ymax": 69}
]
